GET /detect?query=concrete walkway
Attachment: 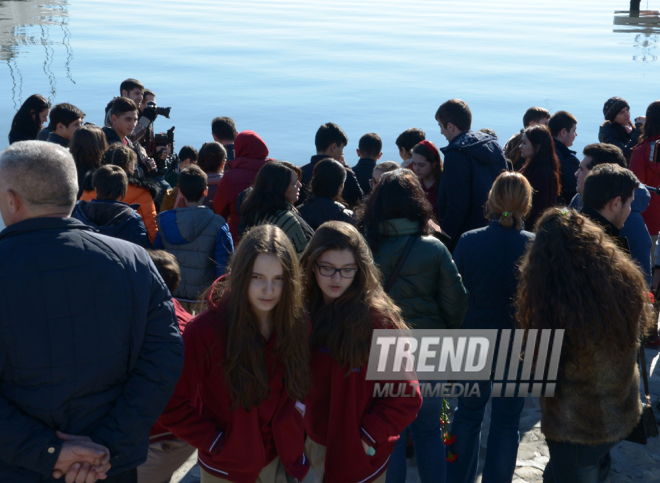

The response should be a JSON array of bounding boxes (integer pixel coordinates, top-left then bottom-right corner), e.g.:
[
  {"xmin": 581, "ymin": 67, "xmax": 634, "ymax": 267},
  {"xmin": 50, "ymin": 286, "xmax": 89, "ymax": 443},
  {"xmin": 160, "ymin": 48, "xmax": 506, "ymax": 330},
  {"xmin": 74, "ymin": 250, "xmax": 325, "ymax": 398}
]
[{"xmin": 172, "ymin": 348, "xmax": 660, "ymax": 483}]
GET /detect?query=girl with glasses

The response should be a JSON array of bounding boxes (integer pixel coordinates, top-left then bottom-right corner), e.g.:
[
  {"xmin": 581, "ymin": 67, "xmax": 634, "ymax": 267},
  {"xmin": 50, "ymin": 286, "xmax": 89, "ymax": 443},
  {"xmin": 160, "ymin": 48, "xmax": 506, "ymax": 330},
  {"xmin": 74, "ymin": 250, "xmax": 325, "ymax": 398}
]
[{"xmin": 300, "ymin": 221, "xmax": 421, "ymax": 483}]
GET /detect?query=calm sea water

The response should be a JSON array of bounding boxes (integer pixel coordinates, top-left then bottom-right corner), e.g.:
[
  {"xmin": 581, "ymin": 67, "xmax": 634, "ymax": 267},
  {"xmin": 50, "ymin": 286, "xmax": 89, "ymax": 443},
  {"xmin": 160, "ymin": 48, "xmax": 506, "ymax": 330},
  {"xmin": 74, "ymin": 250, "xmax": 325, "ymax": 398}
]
[{"xmin": 1, "ymin": 0, "xmax": 659, "ymax": 164}]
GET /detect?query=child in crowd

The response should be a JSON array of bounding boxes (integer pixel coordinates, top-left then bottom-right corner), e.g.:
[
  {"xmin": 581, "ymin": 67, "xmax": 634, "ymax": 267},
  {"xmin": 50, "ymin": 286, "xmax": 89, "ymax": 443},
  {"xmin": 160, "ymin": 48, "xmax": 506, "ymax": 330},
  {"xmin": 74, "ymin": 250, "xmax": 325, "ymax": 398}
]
[
  {"xmin": 70, "ymin": 125, "xmax": 107, "ymax": 198},
  {"xmin": 300, "ymin": 221, "xmax": 421, "ymax": 483},
  {"xmin": 72, "ymin": 165, "xmax": 151, "ymax": 248},
  {"xmin": 504, "ymin": 107, "xmax": 550, "ymax": 171},
  {"xmin": 138, "ymin": 250, "xmax": 196, "ymax": 483},
  {"xmin": 599, "ymin": 96, "xmax": 644, "ymax": 162},
  {"xmin": 518, "ymin": 125, "xmax": 562, "ymax": 229},
  {"xmin": 46, "ymin": 103, "xmax": 85, "ymax": 148},
  {"xmin": 197, "ymin": 142, "xmax": 227, "ymax": 211},
  {"xmin": 411, "ymin": 140, "xmax": 443, "ymax": 217},
  {"xmin": 370, "ymin": 160, "xmax": 401, "ymax": 189},
  {"xmin": 80, "ymin": 143, "xmax": 160, "ymax": 243},
  {"xmin": 160, "ymin": 225, "xmax": 315, "ymax": 483},
  {"xmin": 298, "ymin": 159, "xmax": 356, "ymax": 230},
  {"xmin": 352, "ymin": 133, "xmax": 383, "ymax": 195},
  {"xmin": 8, "ymin": 94, "xmax": 50, "ymax": 144},
  {"xmin": 162, "ymin": 145, "xmax": 198, "ymax": 211},
  {"xmin": 241, "ymin": 161, "xmax": 313, "ymax": 254},
  {"xmin": 395, "ymin": 128, "xmax": 426, "ymax": 169},
  {"xmin": 154, "ymin": 165, "xmax": 234, "ymax": 314},
  {"xmin": 548, "ymin": 111, "xmax": 579, "ymax": 203}
]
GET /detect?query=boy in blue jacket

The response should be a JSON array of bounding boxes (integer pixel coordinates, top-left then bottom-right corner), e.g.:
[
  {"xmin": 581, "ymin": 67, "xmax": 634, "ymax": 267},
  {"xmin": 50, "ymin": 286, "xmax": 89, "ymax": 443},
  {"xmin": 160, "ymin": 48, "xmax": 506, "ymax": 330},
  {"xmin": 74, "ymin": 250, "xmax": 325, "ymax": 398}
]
[
  {"xmin": 71, "ymin": 165, "xmax": 151, "ymax": 248},
  {"xmin": 154, "ymin": 165, "xmax": 234, "ymax": 313}
]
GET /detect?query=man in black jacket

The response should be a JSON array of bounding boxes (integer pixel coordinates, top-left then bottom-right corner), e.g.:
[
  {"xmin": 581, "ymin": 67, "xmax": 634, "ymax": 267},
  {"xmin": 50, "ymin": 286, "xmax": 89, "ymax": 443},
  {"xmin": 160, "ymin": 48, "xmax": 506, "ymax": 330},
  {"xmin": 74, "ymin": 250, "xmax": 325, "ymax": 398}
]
[
  {"xmin": 581, "ymin": 163, "xmax": 639, "ymax": 253},
  {"xmin": 0, "ymin": 141, "xmax": 183, "ymax": 483},
  {"xmin": 548, "ymin": 111, "xmax": 580, "ymax": 204},
  {"xmin": 297, "ymin": 122, "xmax": 363, "ymax": 207}
]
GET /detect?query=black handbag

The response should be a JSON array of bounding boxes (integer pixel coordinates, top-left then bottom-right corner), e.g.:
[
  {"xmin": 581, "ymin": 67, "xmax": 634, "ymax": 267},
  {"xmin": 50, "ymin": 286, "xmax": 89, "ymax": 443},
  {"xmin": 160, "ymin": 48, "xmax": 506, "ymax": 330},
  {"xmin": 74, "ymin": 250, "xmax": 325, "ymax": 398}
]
[{"xmin": 625, "ymin": 346, "xmax": 659, "ymax": 444}]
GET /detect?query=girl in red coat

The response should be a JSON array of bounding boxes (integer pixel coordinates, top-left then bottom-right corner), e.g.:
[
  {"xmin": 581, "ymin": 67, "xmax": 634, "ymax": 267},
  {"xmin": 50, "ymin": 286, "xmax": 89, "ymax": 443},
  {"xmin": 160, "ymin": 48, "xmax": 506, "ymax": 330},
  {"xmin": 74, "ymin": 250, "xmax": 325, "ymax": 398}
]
[
  {"xmin": 159, "ymin": 224, "xmax": 314, "ymax": 483},
  {"xmin": 300, "ymin": 221, "xmax": 422, "ymax": 483}
]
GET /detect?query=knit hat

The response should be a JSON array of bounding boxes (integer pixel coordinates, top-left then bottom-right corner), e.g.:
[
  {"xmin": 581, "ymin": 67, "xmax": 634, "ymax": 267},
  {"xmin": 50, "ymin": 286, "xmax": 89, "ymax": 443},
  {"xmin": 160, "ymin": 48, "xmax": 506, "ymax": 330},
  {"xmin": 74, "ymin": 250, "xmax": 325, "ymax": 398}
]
[{"xmin": 603, "ymin": 97, "xmax": 630, "ymax": 122}]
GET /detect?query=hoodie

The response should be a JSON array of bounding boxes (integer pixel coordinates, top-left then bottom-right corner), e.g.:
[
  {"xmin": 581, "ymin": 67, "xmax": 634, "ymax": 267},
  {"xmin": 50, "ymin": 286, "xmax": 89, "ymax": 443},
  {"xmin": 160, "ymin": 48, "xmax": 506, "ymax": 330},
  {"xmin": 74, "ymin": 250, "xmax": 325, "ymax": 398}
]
[
  {"xmin": 437, "ymin": 130, "xmax": 508, "ymax": 250},
  {"xmin": 213, "ymin": 131, "xmax": 273, "ymax": 241},
  {"xmin": 154, "ymin": 206, "xmax": 234, "ymax": 301},
  {"xmin": 71, "ymin": 199, "xmax": 151, "ymax": 249}
]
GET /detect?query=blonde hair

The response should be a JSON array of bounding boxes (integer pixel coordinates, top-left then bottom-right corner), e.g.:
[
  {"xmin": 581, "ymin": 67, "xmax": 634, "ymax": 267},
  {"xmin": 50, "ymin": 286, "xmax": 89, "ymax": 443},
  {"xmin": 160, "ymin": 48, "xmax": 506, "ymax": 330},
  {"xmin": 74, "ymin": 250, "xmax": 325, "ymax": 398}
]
[{"xmin": 486, "ymin": 172, "xmax": 532, "ymax": 230}]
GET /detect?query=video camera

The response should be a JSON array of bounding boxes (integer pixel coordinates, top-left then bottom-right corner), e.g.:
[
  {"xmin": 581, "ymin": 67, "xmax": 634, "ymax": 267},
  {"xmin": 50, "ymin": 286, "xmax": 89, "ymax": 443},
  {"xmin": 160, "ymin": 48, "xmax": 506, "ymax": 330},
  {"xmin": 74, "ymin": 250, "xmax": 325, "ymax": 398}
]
[{"xmin": 153, "ymin": 126, "xmax": 175, "ymax": 172}]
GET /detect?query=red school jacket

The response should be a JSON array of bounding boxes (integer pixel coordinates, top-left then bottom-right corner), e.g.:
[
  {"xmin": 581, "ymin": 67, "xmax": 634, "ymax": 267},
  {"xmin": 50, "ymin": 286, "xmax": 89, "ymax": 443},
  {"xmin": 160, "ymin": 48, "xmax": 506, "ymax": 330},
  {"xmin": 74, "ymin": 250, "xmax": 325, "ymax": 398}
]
[
  {"xmin": 158, "ymin": 296, "xmax": 309, "ymax": 483},
  {"xmin": 212, "ymin": 130, "xmax": 273, "ymax": 241},
  {"xmin": 303, "ymin": 314, "xmax": 422, "ymax": 483},
  {"xmin": 630, "ymin": 134, "xmax": 660, "ymax": 236}
]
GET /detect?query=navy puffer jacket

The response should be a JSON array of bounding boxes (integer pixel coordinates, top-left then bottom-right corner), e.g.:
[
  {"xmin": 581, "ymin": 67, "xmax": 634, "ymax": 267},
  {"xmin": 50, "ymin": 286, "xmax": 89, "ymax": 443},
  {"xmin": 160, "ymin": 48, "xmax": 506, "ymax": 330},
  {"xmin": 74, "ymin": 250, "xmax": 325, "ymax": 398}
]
[
  {"xmin": 71, "ymin": 199, "xmax": 151, "ymax": 249},
  {"xmin": 0, "ymin": 217, "xmax": 183, "ymax": 481},
  {"xmin": 437, "ymin": 130, "xmax": 508, "ymax": 250}
]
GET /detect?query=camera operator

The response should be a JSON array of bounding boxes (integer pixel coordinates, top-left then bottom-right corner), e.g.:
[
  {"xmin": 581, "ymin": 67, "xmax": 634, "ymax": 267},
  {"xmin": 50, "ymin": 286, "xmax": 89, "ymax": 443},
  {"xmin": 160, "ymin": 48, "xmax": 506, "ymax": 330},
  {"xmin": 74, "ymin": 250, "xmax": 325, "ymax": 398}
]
[{"xmin": 135, "ymin": 89, "xmax": 172, "ymax": 157}]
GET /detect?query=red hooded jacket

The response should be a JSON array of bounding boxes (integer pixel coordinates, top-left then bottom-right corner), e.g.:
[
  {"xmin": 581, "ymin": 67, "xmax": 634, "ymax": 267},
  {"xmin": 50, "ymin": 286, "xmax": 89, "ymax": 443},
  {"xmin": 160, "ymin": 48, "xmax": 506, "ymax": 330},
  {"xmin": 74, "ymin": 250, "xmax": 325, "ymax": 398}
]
[
  {"xmin": 213, "ymin": 131, "xmax": 273, "ymax": 241},
  {"xmin": 304, "ymin": 315, "xmax": 422, "ymax": 483},
  {"xmin": 630, "ymin": 134, "xmax": 660, "ymax": 235},
  {"xmin": 149, "ymin": 299, "xmax": 192, "ymax": 443},
  {"xmin": 158, "ymin": 294, "xmax": 309, "ymax": 483}
]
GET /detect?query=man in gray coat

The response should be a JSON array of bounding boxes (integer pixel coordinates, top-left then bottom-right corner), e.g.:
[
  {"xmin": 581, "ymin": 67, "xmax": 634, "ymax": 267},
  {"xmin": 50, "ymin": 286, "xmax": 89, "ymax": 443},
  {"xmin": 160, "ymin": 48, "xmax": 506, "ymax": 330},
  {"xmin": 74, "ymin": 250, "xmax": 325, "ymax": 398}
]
[{"xmin": 0, "ymin": 141, "xmax": 184, "ymax": 483}]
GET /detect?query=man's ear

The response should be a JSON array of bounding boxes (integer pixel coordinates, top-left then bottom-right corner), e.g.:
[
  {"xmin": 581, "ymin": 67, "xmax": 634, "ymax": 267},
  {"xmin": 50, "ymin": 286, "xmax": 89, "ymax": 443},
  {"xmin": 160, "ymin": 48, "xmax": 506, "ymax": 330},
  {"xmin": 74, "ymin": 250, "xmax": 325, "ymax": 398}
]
[
  {"xmin": 559, "ymin": 128, "xmax": 568, "ymax": 139},
  {"xmin": 6, "ymin": 189, "xmax": 22, "ymax": 215},
  {"xmin": 446, "ymin": 122, "xmax": 456, "ymax": 133},
  {"xmin": 120, "ymin": 90, "xmax": 127, "ymax": 98},
  {"xmin": 212, "ymin": 133, "xmax": 219, "ymax": 142},
  {"xmin": 55, "ymin": 122, "xmax": 65, "ymax": 134},
  {"xmin": 110, "ymin": 114, "xmax": 117, "ymax": 125},
  {"xmin": 356, "ymin": 148, "xmax": 361, "ymax": 158},
  {"xmin": 376, "ymin": 152, "xmax": 383, "ymax": 160},
  {"xmin": 203, "ymin": 187, "xmax": 209, "ymax": 197},
  {"xmin": 609, "ymin": 196, "xmax": 623, "ymax": 213}
]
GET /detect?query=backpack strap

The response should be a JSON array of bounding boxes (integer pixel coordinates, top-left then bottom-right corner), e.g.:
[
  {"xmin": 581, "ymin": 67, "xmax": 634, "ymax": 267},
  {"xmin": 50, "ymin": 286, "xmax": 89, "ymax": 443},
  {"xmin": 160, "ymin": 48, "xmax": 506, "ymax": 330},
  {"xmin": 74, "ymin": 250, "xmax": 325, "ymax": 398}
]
[{"xmin": 384, "ymin": 236, "xmax": 416, "ymax": 294}]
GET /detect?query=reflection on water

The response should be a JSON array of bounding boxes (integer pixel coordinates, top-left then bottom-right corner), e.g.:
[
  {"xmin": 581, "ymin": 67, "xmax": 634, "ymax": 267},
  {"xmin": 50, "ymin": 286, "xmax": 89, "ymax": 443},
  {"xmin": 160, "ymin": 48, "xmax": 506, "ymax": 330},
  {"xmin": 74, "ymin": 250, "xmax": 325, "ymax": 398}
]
[
  {"xmin": 614, "ymin": 1, "xmax": 660, "ymax": 61},
  {"xmin": 0, "ymin": 0, "xmax": 72, "ymax": 108}
]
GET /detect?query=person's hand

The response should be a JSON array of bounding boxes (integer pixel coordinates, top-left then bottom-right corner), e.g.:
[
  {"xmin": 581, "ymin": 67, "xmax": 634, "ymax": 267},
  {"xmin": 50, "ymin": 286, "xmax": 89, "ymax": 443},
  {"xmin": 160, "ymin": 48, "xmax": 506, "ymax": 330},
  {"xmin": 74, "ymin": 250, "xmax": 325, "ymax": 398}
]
[
  {"xmin": 52, "ymin": 432, "xmax": 111, "ymax": 483},
  {"xmin": 144, "ymin": 157, "xmax": 157, "ymax": 171},
  {"xmin": 624, "ymin": 123, "xmax": 633, "ymax": 134},
  {"xmin": 636, "ymin": 116, "xmax": 646, "ymax": 125},
  {"xmin": 142, "ymin": 105, "xmax": 158, "ymax": 123},
  {"xmin": 339, "ymin": 155, "xmax": 348, "ymax": 167}
]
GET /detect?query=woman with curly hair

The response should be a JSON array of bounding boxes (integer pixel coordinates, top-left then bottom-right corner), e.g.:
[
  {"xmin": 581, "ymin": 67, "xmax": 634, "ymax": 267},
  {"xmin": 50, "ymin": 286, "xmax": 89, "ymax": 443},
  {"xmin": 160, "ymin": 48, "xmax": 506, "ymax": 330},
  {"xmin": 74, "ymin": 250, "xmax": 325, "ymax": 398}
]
[
  {"xmin": 300, "ymin": 221, "xmax": 421, "ymax": 483},
  {"xmin": 516, "ymin": 208, "xmax": 654, "ymax": 483},
  {"xmin": 160, "ymin": 225, "xmax": 314, "ymax": 483},
  {"xmin": 518, "ymin": 125, "xmax": 562, "ymax": 229}
]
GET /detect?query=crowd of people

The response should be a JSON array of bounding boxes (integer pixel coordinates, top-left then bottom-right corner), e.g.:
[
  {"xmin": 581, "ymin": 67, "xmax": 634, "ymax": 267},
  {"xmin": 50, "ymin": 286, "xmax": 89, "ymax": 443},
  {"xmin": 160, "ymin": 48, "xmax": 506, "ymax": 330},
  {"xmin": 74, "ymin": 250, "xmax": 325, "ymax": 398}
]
[{"xmin": 2, "ymin": 77, "xmax": 659, "ymax": 483}]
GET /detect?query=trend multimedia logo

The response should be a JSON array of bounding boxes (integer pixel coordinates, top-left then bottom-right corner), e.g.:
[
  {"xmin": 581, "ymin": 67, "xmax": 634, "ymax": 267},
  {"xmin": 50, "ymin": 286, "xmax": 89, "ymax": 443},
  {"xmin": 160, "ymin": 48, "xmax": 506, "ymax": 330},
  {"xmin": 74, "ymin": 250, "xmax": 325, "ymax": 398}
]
[{"xmin": 366, "ymin": 329, "xmax": 564, "ymax": 398}]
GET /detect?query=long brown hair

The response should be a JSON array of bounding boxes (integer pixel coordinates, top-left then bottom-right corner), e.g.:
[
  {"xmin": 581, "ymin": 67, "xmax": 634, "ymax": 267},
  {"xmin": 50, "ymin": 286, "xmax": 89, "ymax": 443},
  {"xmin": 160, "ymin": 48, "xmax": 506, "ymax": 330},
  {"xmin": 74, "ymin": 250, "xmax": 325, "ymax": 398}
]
[
  {"xmin": 519, "ymin": 125, "xmax": 562, "ymax": 196},
  {"xmin": 300, "ymin": 221, "xmax": 405, "ymax": 369},
  {"xmin": 515, "ymin": 208, "xmax": 654, "ymax": 359},
  {"xmin": 70, "ymin": 126, "xmax": 107, "ymax": 173},
  {"xmin": 209, "ymin": 224, "xmax": 311, "ymax": 410},
  {"xmin": 640, "ymin": 100, "xmax": 660, "ymax": 143}
]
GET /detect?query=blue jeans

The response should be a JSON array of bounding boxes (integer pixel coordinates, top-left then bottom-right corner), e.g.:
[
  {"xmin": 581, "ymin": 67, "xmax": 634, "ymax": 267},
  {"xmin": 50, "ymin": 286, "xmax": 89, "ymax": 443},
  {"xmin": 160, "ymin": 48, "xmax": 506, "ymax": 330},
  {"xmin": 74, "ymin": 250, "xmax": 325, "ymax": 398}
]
[
  {"xmin": 446, "ymin": 379, "xmax": 524, "ymax": 483},
  {"xmin": 543, "ymin": 440, "xmax": 615, "ymax": 483},
  {"xmin": 386, "ymin": 386, "xmax": 445, "ymax": 483}
]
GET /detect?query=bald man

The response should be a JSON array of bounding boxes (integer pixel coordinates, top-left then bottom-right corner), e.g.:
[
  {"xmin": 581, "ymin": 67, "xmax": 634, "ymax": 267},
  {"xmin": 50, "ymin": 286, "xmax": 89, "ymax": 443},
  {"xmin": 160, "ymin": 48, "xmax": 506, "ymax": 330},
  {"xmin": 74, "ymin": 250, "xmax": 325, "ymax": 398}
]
[{"xmin": 0, "ymin": 141, "xmax": 183, "ymax": 483}]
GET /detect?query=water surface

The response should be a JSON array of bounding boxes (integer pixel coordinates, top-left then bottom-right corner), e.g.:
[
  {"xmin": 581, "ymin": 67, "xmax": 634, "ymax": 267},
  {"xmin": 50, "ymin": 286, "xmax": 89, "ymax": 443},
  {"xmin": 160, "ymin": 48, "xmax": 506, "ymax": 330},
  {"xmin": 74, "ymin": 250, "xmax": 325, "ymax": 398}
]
[{"xmin": 1, "ymin": 0, "xmax": 659, "ymax": 164}]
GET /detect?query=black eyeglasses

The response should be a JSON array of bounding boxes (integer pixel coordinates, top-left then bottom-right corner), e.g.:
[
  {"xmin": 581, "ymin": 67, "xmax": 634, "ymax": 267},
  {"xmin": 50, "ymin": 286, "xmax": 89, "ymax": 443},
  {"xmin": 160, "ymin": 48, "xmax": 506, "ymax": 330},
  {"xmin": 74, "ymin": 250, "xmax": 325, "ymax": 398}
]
[{"xmin": 315, "ymin": 261, "xmax": 358, "ymax": 279}]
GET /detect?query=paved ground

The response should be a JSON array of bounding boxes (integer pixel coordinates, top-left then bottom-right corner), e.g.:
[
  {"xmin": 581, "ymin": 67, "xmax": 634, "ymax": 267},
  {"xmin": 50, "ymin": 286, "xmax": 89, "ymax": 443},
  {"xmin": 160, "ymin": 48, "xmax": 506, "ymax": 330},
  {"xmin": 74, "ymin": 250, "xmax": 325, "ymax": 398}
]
[{"xmin": 172, "ymin": 348, "xmax": 660, "ymax": 483}]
